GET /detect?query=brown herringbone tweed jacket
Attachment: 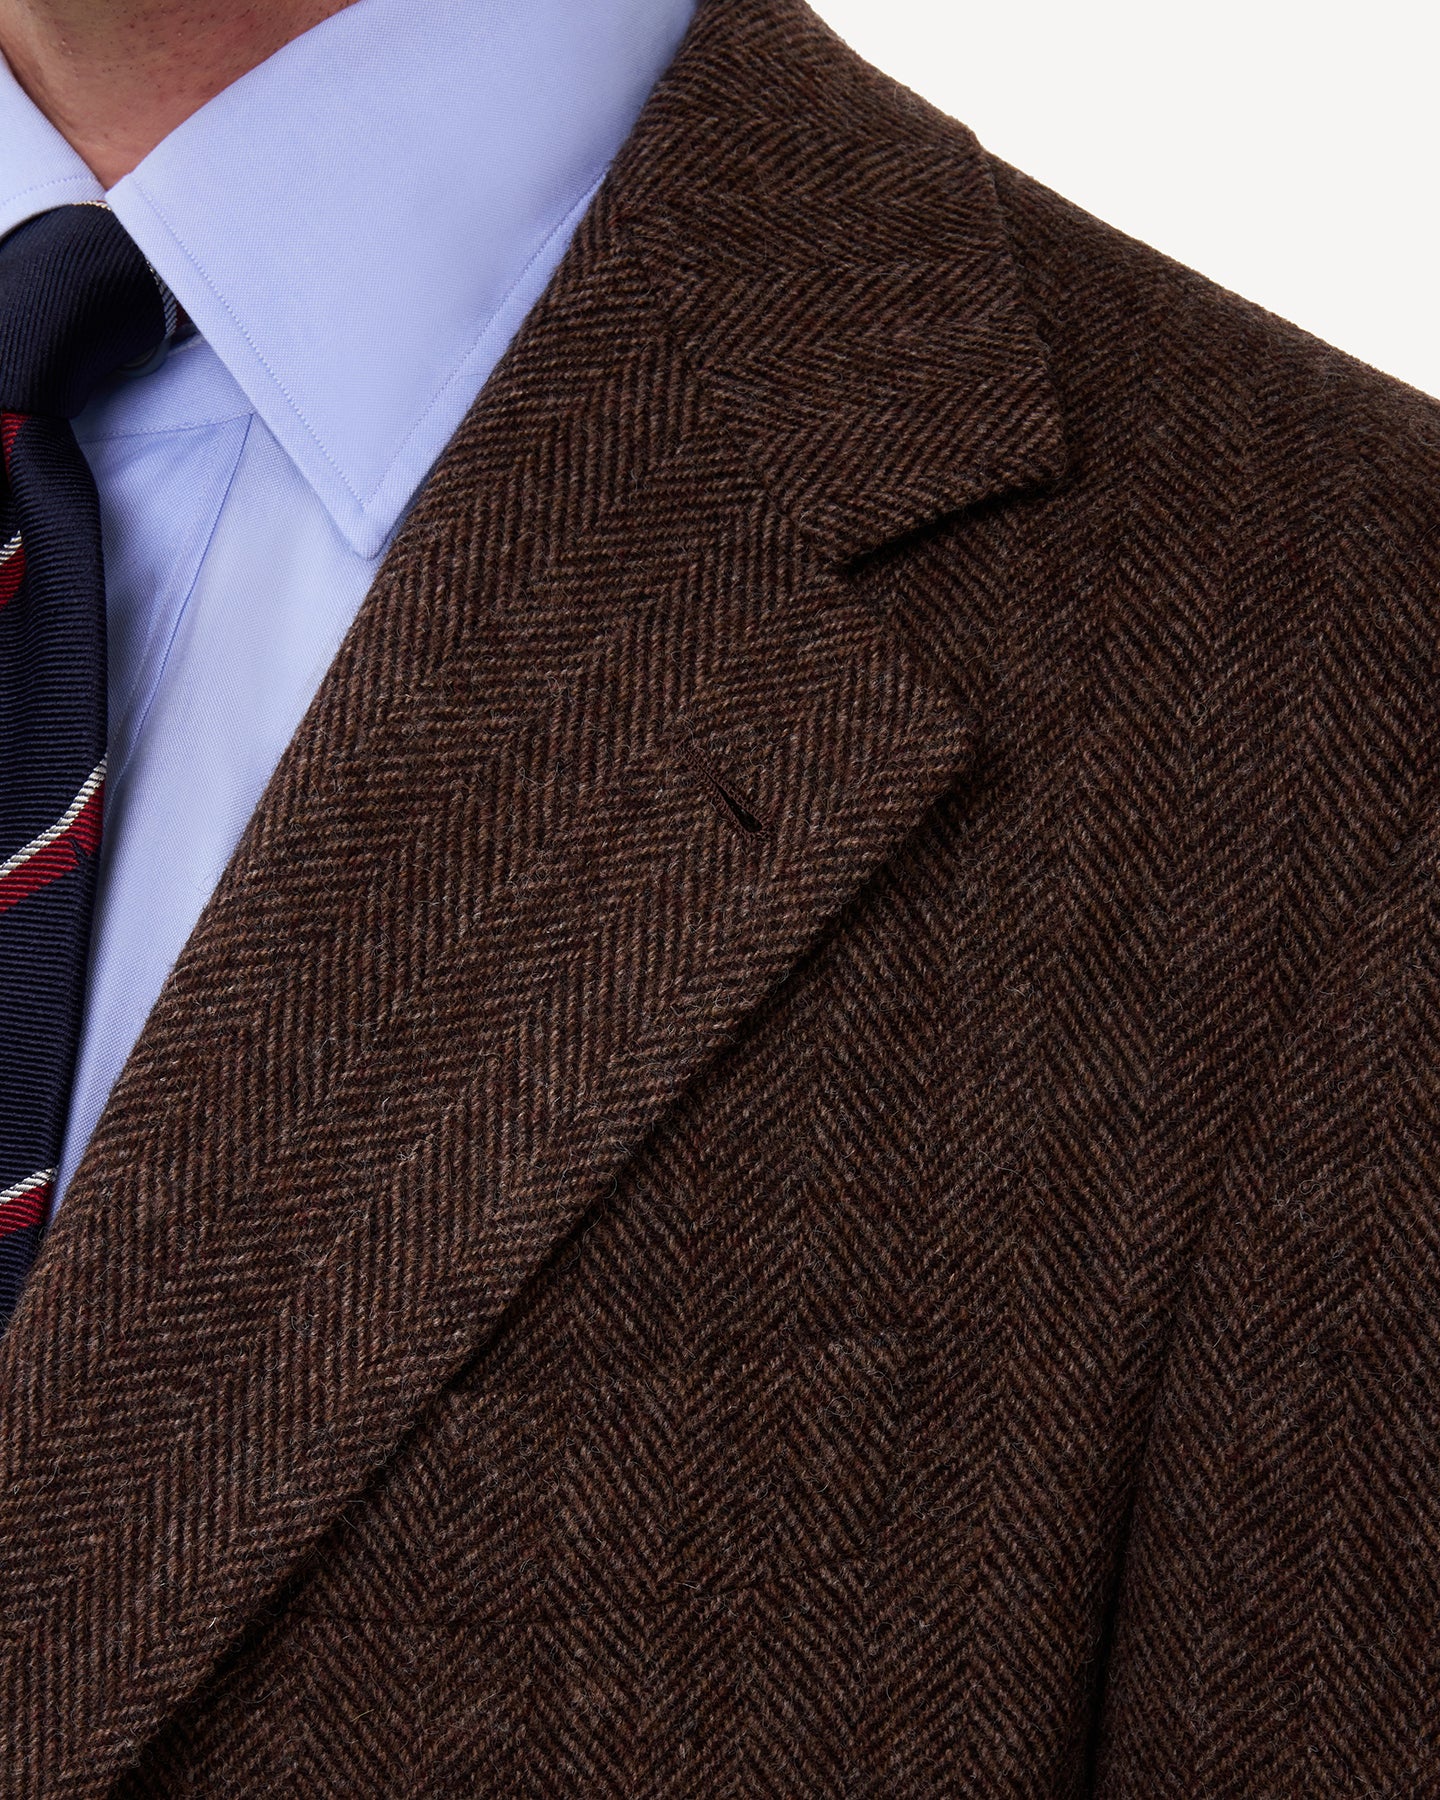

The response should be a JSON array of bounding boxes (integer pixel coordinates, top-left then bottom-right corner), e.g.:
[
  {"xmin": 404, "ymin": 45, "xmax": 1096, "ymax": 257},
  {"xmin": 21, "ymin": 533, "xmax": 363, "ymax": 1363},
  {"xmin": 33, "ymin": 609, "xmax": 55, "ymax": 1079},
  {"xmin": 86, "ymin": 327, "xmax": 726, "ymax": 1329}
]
[{"xmin": 2, "ymin": 0, "xmax": 1437, "ymax": 1793}]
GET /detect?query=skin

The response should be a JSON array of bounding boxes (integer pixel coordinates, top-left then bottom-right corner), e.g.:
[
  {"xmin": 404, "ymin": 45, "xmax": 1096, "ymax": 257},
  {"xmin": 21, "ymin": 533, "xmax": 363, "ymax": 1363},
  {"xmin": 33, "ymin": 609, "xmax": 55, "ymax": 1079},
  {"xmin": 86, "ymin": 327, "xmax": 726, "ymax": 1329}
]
[{"xmin": 0, "ymin": 0, "xmax": 359, "ymax": 186}]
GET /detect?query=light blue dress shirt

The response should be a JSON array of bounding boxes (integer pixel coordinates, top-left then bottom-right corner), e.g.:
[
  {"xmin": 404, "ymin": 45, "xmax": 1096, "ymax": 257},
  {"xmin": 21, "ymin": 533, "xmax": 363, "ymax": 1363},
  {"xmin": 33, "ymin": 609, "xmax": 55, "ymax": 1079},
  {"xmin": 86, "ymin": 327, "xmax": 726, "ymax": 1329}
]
[{"xmin": 0, "ymin": 0, "xmax": 697, "ymax": 1209}]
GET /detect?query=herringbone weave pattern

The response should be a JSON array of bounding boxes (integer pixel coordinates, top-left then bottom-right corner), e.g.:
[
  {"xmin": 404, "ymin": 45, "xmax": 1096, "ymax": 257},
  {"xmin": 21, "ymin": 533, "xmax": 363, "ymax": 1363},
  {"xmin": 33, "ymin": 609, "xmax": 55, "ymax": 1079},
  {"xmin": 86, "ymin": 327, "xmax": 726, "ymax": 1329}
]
[{"xmin": 0, "ymin": 0, "xmax": 1436, "ymax": 1793}]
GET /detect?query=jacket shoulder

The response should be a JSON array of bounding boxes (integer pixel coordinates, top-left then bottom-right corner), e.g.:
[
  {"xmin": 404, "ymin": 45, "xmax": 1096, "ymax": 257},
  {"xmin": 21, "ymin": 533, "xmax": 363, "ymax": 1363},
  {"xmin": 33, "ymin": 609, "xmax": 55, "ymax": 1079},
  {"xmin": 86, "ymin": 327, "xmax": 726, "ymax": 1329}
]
[{"xmin": 986, "ymin": 155, "xmax": 1440, "ymax": 518}]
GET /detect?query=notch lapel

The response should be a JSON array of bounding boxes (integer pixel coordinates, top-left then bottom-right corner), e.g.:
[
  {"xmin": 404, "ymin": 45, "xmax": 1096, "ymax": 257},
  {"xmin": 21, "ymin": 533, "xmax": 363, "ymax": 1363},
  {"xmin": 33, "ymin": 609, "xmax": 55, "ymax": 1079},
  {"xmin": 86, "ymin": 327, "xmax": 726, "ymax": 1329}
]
[{"xmin": 0, "ymin": 0, "xmax": 1066, "ymax": 1788}]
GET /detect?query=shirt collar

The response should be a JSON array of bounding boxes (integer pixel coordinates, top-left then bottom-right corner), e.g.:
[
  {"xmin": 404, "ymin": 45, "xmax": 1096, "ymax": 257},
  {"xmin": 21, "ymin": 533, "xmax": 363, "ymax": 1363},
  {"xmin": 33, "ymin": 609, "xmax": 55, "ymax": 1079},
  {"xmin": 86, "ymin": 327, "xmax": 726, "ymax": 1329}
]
[{"xmin": 0, "ymin": 0, "xmax": 696, "ymax": 556}]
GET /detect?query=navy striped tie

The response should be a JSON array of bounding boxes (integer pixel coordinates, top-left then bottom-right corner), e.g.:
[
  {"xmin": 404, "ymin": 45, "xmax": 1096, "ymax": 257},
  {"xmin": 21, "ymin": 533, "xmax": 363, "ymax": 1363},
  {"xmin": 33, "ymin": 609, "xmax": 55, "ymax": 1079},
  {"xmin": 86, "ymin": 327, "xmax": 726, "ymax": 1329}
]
[{"xmin": 0, "ymin": 205, "xmax": 177, "ymax": 1330}]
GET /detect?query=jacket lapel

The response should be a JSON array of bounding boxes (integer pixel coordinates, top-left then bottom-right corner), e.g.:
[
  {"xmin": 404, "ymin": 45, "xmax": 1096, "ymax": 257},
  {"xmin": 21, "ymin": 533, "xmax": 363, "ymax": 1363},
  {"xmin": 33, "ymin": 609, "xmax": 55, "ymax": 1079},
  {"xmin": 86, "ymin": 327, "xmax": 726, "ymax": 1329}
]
[{"xmin": 0, "ymin": 0, "xmax": 1066, "ymax": 1787}]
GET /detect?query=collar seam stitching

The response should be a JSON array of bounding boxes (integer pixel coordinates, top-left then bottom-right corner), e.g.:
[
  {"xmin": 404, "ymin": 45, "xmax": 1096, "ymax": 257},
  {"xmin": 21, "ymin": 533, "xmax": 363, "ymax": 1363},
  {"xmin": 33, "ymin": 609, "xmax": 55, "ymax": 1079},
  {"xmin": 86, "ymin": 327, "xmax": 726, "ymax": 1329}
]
[
  {"xmin": 124, "ymin": 180, "xmax": 365, "ymax": 505},
  {"xmin": 1, "ymin": 173, "xmax": 105, "ymax": 209},
  {"xmin": 123, "ymin": 161, "xmax": 608, "ymax": 531},
  {"xmin": 370, "ymin": 167, "xmax": 608, "ymax": 510}
]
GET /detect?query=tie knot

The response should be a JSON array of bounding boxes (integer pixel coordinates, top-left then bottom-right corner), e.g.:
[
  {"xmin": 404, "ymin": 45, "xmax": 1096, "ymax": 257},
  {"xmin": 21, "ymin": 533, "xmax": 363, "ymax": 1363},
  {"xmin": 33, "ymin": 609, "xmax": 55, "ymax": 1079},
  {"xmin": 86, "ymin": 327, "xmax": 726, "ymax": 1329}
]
[{"xmin": 0, "ymin": 205, "xmax": 175, "ymax": 419}]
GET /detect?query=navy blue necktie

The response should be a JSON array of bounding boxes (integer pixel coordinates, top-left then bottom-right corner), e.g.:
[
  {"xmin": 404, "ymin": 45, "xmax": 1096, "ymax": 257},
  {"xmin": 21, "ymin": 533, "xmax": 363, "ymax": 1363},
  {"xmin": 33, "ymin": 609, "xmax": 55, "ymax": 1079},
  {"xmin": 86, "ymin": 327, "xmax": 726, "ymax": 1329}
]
[{"xmin": 0, "ymin": 205, "xmax": 177, "ymax": 1330}]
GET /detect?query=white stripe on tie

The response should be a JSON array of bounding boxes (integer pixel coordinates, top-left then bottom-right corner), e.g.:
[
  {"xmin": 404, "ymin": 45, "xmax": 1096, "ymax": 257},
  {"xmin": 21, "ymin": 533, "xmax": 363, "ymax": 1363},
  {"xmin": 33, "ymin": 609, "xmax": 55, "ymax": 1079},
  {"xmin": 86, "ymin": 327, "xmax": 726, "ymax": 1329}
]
[{"xmin": 0, "ymin": 760, "xmax": 105, "ymax": 886}]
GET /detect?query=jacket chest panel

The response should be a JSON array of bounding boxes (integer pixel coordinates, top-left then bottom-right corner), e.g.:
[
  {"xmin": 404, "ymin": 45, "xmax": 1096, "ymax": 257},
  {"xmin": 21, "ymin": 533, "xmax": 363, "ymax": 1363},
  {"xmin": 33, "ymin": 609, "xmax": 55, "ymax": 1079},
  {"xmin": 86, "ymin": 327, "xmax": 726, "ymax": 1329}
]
[{"xmin": 119, "ymin": 741, "xmax": 1234, "ymax": 1794}]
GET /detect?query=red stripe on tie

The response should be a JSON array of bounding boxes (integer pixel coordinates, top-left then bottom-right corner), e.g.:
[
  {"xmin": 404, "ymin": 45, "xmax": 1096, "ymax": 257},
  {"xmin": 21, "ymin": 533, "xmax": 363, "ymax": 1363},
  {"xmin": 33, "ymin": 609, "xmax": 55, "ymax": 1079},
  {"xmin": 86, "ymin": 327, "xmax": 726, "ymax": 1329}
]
[
  {"xmin": 0, "ymin": 411, "xmax": 25, "ymax": 467},
  {"xmin": 0, "ymin": 539, "xmax": 24, "ymax": 609},
  {"xmin": 0, "ymin": 781, "xmax": 104, "ymax": 915},
  {"xmin": 0, "ymin": 1176, "xmax": 50, "ymax": 1240}
]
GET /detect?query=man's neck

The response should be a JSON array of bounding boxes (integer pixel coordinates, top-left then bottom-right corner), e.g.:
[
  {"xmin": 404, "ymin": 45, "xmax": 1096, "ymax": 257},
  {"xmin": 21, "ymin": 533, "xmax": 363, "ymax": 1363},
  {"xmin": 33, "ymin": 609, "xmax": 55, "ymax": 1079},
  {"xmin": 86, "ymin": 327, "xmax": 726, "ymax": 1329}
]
[{"xmin": 0, "ymin": 0, "xmax": 359, "ymax": 187}]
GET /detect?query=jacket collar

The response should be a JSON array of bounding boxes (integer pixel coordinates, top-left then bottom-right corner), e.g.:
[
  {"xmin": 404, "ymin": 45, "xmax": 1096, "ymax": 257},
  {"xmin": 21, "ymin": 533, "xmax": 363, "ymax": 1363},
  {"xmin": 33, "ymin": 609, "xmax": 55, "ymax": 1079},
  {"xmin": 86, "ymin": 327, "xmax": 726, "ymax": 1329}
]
[
  {"xmin": 0, "ymin": 0, "xmax": 1065, "ymax": 1784},
  {"xmin": 617, "ymin": 0, "xmax": 1067, "ymax": 561}
]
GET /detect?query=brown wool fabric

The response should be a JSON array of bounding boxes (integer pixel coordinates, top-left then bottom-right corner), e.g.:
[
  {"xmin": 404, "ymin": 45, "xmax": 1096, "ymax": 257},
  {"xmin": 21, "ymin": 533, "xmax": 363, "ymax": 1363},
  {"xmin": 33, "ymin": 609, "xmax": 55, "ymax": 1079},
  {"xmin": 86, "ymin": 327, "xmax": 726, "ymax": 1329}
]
[{"xmin": 1, "ymin": 0, "xmax": 1437, "ymax": 1792}]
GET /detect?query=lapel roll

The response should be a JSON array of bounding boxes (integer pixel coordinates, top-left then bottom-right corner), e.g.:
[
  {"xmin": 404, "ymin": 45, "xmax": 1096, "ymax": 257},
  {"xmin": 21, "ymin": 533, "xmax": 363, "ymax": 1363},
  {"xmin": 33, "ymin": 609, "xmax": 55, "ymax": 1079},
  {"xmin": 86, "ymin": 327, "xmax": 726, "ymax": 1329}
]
[{"xmin": 0, "ymin": 0, "xmax": 1066, "ymax": 1787}]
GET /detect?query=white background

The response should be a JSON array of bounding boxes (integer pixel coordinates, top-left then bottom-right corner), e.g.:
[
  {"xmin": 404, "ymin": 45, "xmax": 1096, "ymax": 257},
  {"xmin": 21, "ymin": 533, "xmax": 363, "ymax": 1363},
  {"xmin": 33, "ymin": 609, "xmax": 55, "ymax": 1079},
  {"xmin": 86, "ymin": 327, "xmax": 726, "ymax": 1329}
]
[{"xmin": 809, "ymin": 0, "xmax": 1440, "ymax": 399}]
